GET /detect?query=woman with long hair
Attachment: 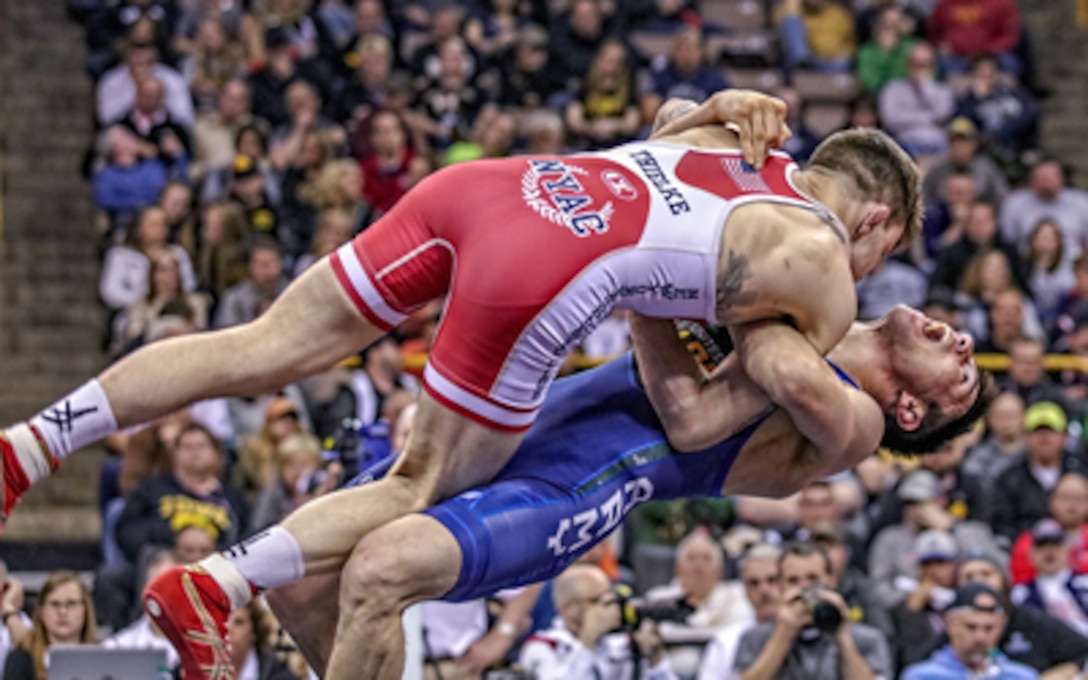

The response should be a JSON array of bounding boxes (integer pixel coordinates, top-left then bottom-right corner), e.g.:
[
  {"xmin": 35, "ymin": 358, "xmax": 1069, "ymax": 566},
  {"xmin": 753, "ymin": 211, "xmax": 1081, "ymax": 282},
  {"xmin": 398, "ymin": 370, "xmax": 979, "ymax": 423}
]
[
  {"xmin": 960, "ymin": 248, "xmax": 1046, "ymax": 344},
  {"xmin": 3, "ymin": 572, "xmax": 97, "ymax": 680},
  {"xmin": 564, "ymin": 39, "xmax": 641, "ymax": 149},
  {"xmin": 196, "ymin": 202, "xmax": 249, "ymax": 300},
  {"xmin": 121, "ymin": 247, "xmax": 211, "ymax": 348},
  {"xmin": 1025, "ymin": 218, "xmax": 1076, "ymax": 326}
]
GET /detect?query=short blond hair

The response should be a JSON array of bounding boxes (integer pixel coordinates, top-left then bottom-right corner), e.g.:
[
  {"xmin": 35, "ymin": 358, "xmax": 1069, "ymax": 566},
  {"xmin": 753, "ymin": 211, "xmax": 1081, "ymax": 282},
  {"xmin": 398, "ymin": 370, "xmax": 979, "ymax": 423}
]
[{"xmin": 808, "ymin": 128, "xmax": 923, "ymax": 250}]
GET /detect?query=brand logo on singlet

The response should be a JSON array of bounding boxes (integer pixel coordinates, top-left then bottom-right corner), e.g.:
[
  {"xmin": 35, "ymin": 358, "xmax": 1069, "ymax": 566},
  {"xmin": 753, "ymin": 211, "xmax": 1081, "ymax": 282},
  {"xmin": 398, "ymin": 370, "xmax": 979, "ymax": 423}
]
[
  {"xmin": 521, "ymin": 159, "xmax": 615, "ymax": 237},
  {"xmin": 600, "ymin": 169, "xmax": 639, "ymax": 201},
  {"xmin": 546, "ymin": 477, "xmax": 655, "ymax": 557}
]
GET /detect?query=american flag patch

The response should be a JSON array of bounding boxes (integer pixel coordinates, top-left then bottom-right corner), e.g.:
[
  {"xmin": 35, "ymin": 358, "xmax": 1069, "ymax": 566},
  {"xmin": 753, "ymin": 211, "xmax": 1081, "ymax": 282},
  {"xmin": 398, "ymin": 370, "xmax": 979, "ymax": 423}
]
[{"xmin": 721, "ymin": 157, "xmax": 770, "ymax": 193}]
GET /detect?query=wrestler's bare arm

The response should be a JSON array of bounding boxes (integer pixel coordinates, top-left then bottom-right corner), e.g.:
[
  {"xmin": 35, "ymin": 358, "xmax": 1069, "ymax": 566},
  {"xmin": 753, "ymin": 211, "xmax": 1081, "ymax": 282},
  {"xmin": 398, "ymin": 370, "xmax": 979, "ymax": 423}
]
[
  {"xmin": 733, "ymin": 320, "xmax": 884, "ymax": 462},
  {"xmin": 649, "ymin": 90, "xmax": 790, "ymax": 167},
  {"xmin": 629, "ymin": 314, "xmax": 772, "ymax": 451}
]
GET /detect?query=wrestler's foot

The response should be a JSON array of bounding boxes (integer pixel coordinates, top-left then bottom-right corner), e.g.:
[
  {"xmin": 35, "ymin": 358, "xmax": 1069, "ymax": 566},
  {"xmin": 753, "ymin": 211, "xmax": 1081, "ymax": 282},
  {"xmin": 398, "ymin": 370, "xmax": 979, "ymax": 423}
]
[
  {"xmin": 144, "ymin": 566, "xmax": 234, "ymax": 679},
  {"xmin": 0, "ymin": 431, "xmax": 34, "ymax": 525}
]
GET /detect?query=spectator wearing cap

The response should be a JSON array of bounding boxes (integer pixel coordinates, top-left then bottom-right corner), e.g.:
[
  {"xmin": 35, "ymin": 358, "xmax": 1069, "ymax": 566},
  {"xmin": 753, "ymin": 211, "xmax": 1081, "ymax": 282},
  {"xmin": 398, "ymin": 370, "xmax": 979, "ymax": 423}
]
[
  {"xmin": 227, "ymin": 153, "xmax": 282, "ymax": 239},
  {"xmin": 956, "ymin": 554, "xmax": 1088, "ymax": 675},
  {"xmin": 902, "ymin": 583, "xmax": 1038, "ymax": 679},
  {"xmin": 878, "ymin": 42, "xmax": 955, "ymax": 161},
  {"xmin": 639, "ymin": 28, "xmax": 730, "ymax": 127},
  {"xmin": 869, "ymin": 468, "xmax": 999, "ymax": 609},
  {"xmin": 235, "ymin": 396, "xmax": 307, "ymax": 497},
  {"xmin": 1028, "ymin": 501, "xmax": 1088, "ymax": 588},
  {"xmin": 890, "ymin": 530, "xmax": 961, "ymax": 668},
  {"xmin": 698, "ymin": 544, "xmax": 782, "ymax": 680},
  {"xmin": 993, "ymin": 402, "xmax": 1086, "ymax": 543},
  {"xmin": 963, "ymin": 391, "xmax": 1026, "ymax": 485},
  {"xmin": 870, "ymin": 431, "xmax": 992, "ymax": 540},
  {"xmin": 1011, "ymin": 518, "xmax": 1088, "ymax": 638},
  {"xmin": 922, "ymin": 116, "xmax": 1009, "ymax": 209},
  {"xmin": 496, "ymin": 24, "xmax": 559, "ymax": 110},
  {"xmin": 810, "ymin": 522, "xmax": 894, "ymax": 642},
  {"xmin": 1002, "ymin": 159, "xmax": 1088, "ymax": 265},
  {"xmin": 97, "ymin": 41, "xmax": 194, "ymax": 128}
]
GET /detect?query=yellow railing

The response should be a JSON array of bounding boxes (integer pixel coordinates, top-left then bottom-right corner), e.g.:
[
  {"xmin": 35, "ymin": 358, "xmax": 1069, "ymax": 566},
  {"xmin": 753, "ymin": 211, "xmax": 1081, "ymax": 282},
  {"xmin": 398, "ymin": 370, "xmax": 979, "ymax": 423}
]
[{"xmin": 397, "ymin": 352, "xmax": 1088, "ymax": 375}]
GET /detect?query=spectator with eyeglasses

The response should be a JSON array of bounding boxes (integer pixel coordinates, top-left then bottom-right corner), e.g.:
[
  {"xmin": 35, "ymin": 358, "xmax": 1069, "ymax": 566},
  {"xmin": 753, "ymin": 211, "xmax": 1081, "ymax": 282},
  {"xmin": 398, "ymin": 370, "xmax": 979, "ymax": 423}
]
[{"xmin": 2, "ymin": 571, "xmax": 97, "ymax": 680}]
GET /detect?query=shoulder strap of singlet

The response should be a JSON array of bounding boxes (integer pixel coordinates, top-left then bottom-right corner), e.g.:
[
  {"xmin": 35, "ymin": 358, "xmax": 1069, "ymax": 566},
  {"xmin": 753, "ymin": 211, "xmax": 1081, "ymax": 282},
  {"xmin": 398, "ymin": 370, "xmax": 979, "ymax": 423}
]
[{"xmin": 826, "ymin": 359, "xmax": 859, "ymax": 389}]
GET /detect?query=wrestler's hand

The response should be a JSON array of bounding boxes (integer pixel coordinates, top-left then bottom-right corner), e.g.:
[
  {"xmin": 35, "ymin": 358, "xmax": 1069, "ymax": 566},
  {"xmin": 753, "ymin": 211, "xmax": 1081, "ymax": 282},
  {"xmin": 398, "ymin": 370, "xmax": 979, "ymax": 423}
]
[
  {"xmin": 454, "ymin": 629, "xmax": 513, "ymax": 675},
  {"xmin": 653, "ymin": 90, "xmax": 792, "ymax": 169}
]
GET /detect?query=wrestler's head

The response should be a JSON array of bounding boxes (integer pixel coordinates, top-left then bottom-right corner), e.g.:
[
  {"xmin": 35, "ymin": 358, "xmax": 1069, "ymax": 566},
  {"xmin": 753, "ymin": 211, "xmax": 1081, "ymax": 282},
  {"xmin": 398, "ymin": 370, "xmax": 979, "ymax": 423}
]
[
  {"xmin": 808, "ymin": 129, "xmax": 923, "ymax": 280},
  {"xmin": 877, "ymin": 305, "xmax": 996, "ymax": 455}
]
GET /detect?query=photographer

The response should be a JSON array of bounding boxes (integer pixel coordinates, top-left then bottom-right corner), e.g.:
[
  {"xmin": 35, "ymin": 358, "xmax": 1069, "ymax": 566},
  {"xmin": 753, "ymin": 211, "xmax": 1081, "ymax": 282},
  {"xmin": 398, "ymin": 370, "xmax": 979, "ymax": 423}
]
[
  {"xmin": 734, "ymin": 542, "xmax": 891, "ymax": 680},
  {"xmin": 518, "ymin": 564, "xmax": 678, "ymax": 680}
]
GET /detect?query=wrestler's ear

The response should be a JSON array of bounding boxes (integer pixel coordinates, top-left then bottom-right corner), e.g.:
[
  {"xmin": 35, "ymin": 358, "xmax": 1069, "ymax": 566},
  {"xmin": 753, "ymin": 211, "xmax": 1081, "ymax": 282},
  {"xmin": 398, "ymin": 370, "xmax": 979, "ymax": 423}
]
[
  {"xmin": 894, "ymin": 391, "xmax": 926, "ymax": 432},
  {"xmin": 854, "ymin": 204, "xmax": 892, "ymax": 238}
]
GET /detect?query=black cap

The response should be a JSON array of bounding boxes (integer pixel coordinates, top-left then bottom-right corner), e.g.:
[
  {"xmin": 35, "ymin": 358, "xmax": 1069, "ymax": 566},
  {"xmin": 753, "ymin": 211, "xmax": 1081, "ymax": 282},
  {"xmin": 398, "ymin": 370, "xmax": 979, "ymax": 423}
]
[
  {"xmin": 265, "ymin": 26, "xmax": 291, "ymax": 51},
  {"xmin": 947, "ymin": 582, "xmax": 1004, "ymax": 615}
]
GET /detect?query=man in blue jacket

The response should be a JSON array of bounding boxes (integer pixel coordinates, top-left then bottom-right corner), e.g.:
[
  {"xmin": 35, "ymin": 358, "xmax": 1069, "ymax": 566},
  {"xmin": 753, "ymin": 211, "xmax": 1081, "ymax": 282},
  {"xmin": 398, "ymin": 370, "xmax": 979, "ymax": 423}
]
[{"xmin": 903, "ymin": 583, "xmax": 1039, "ymax": 679}]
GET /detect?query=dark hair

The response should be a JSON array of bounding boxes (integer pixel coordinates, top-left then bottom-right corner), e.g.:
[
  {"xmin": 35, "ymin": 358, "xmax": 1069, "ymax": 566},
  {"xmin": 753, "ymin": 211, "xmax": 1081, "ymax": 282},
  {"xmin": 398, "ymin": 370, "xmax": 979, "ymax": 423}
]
[
  {"xmin": 778, "ymin": 541, "xmax": 832, "ymax": 576},
  {"xmin": 808, "ymin": 128, "xmax": 923, "ymax": 250},
  {"xmin": 880, "ymin": 370, "xmax": 998, "ymax": 456},
  {"xmin": 248, "ymin": 234, "xmax": 283, "ymax": 260},
  {"xmin": 1026, "ymin": 218, "xmax": 1065, "ymax": 274},
  {"xmin": 234, "ymin": 121, "xmax": 270, "ymax": 156},
  {"xmin": 175, "ymin": 422, "xmax": 224, "ymax": 457}
]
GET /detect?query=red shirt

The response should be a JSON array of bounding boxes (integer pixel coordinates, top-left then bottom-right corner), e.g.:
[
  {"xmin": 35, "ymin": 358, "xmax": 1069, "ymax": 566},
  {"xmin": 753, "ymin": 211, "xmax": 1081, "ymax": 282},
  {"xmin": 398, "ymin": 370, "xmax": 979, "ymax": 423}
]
[
  {"xmin": 928, "ymin": 0, "xmax": 1020, "ymax": 58},
  {"xmin": 1010, "ymin": 523, "xmax": 1088, "ymax": 584},
  {"xmin": 360, "ymin": 149, "xmax": 415, "ymax": 215}
]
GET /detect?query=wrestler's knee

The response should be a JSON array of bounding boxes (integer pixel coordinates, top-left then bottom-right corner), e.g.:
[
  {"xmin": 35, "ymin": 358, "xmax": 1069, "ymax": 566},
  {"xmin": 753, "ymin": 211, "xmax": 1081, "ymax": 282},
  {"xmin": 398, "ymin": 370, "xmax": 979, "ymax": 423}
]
[{"xmin": 338, "ymin": 530, "xmax": 417, "ymax": 620}]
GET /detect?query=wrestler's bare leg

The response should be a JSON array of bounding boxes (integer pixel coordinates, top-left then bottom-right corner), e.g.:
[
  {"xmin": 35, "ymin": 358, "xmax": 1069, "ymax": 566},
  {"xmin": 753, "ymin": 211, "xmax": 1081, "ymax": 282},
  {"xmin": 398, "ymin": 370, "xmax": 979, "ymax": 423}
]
[
  {"xmin": 278, "ymin": 391, "xmax": 521, "ymax": 574},
  {"xmin": 324, "ymin": 514, "xmax": 462, "ymax": 680},
  {"xmin": 267, "ymin": 575, "xmax": 340, "ymax": 677}
]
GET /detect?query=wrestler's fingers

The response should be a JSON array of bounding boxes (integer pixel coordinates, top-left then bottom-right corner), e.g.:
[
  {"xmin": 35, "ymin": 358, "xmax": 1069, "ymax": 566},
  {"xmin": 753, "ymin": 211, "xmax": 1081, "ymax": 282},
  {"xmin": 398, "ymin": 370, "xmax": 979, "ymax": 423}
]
[
  {"xmin": 750, "ymin": 110, "xmax": 768, "ymax": 169},
  {"xmin": 763, "ymin": 107, "xmax": 785, "ymax": 149},
  {"xmin": 737, "ymin": 118, "xmax": 756, "ymax": 168}
]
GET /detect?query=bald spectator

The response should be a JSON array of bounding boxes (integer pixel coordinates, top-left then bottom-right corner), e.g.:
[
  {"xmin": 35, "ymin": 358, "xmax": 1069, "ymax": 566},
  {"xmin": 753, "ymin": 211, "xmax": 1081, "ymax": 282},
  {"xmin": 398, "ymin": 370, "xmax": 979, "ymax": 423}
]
[
  {"xmin": 119, "ymin": 77, "xmax": 191, "ymax": 172},
  {"xmin": 698, "ymin": 545, "xmax": 783, "ymax": 680},
  {"xmin": 963, "ymin": 391, "xmax": 1026, "ymax": 485},
  {"xmin": 97, "ymin": 41, "xmax": 194, "ymax": 128},
  {"xmin": 878, "ymin": 42, "xmax": 955, "ymax": 159},
  {"xmin": 992, "ymin": 402, "xmax": 1086, "ymax": 542},
  {"xmin": 1002, "ymin": 159, "xmax": 1088, "ymax": 264},
  {"xmin": 645, "ymin": 530, "xmax": 753, "ymax": 674},
  {"xmin": 519, "ymin": 564, "xmax": 677, "ymax": 680},
  {"xmin": 902, "ymin": 583, "xmax": 1038, "ymax": 679}
]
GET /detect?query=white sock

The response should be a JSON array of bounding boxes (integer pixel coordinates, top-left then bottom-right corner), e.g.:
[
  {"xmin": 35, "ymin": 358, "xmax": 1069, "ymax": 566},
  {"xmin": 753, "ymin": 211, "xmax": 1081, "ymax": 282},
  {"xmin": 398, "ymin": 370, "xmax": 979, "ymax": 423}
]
[
  {"xmin": 26, "ymin": 379, "xmax": 118, "ymax": 464},
  {"xmin": 204, "ymin": 527, "xmax": 306, "ymax": 606}
]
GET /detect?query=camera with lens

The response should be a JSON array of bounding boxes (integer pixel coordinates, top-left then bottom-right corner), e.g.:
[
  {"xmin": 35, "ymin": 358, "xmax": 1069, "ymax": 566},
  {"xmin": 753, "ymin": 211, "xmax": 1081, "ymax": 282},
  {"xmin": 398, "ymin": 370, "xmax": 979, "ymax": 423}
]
[
  {"xmin": 800, "ymin": 587, "xmax": 843, "ymax": 635},
  {"xmin": 612, "ymin": 584, "xmax": 695, "ymax": 633},
  {"xmin": 300, "ymin": 417, "xmax": 392, "ymax": 493}
]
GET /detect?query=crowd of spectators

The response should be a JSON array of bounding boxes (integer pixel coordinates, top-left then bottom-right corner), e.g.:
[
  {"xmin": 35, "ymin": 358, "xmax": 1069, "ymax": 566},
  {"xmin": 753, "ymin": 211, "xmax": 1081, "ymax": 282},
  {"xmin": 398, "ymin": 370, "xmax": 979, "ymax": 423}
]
[{"xmin": 11, "ymin": 0, "xmax": 1088, "ymax": 678}]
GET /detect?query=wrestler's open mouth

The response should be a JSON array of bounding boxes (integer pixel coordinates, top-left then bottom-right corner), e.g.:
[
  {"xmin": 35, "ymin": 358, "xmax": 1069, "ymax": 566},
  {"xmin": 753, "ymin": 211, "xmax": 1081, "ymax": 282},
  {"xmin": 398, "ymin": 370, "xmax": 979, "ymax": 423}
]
[{"xmin": 923, "ymin": 320, "xmax": 952, "ymax": 346}]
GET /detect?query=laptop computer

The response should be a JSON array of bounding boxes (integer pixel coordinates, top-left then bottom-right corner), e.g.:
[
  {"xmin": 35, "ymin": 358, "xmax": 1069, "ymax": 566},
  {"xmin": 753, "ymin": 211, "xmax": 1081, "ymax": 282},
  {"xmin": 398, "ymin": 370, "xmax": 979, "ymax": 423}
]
[{"xmin": 47, "ymin": 646, "xmax": 168, "ymax": 680}]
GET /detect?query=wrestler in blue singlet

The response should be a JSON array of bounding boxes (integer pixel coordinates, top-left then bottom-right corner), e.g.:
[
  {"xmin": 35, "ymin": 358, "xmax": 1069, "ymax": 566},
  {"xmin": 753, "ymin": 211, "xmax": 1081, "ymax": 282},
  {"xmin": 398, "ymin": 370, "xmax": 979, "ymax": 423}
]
[{"xmin": 349, "ymin": 352, "xmax": 858, "ymax": 602}]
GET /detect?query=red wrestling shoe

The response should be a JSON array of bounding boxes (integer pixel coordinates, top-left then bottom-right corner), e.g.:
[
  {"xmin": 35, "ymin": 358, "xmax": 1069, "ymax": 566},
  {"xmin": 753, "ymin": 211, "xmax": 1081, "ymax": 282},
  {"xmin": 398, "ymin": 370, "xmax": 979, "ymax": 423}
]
[
  {"xmin": 144, "ymin": 566, "xmax": 234, "ymax": 679},
  {"xmin": 0, "ymin": 431, "xmax": 33, "ymax": 524}
]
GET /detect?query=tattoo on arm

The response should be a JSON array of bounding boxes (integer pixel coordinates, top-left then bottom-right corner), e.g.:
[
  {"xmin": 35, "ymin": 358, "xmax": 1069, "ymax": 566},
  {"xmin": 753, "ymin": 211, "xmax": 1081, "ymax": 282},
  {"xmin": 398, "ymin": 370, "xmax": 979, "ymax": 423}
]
[
  {"xmin": 814, "ymin": 206, "xmax": 848, "ymax": 245},
  {"xmin": 715, "ymin": 250, "xmax": 756, "ymax": 321},
  {"xmin": 653, "ymin": 100, "xmax": 698, "ymax": 134}
]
